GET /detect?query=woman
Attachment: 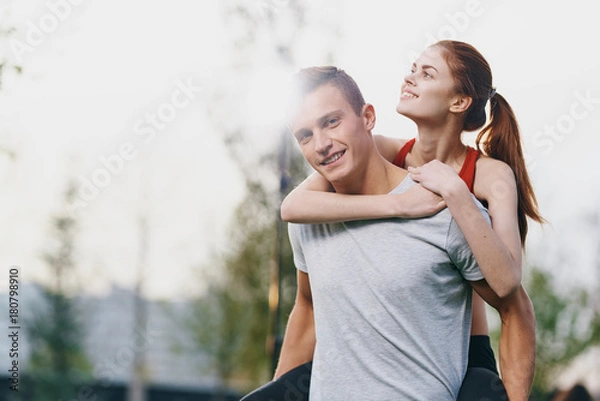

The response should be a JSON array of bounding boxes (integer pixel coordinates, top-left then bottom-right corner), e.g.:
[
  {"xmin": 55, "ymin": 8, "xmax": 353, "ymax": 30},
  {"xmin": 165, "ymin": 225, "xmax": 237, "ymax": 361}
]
[{"xmin": 279, "ymin": 40, "xmax": 543, "ymax": 401}]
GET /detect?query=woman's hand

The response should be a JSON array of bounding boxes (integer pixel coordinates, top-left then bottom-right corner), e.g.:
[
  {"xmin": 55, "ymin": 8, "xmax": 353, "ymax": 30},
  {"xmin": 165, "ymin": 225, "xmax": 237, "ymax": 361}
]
[
  {"xmin": 393, "ymin": 183, "xmax": 446, "ymax": 218},
  {"xmin": 408, "ymin": 160, "xmax": 465, "ymax": 197}
]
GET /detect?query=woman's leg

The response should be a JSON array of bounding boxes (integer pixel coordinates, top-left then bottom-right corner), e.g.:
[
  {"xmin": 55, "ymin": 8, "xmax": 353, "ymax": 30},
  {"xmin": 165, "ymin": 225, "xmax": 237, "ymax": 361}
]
[{"xmin": 457, "ymin": 336, "xmax": 507, "ymax": 401}]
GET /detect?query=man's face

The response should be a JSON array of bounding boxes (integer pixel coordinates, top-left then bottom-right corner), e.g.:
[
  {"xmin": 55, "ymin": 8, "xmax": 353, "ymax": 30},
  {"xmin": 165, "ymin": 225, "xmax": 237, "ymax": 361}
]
[{"xmin": 288, "ymin": 84, "xmax": 372, "ymax": 186}]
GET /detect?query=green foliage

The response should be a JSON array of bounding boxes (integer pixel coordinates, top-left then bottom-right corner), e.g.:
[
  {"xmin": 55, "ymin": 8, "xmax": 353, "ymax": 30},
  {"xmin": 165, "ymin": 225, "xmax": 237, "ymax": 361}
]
[
  {"xmin": 26, "ymin": 291, "xmax": 92, "ymax": 401},
  {"xmin": 0, "ymin": 24, "xmax": 21, "ymax": 159},
  {"xmin": 182, "ymin": 284, "xmax": 253, "ymax": 385},
  {"xmin": 24, "ymin": 182, "xmax": 92, "ymax": 401},
  {"xmin": 524, "ymin": 267, "xmax": 600, "ymax": 397},
  {"xmin": 490, "ymin": 265, "xmax": 600, "ymax": 399},
  {"xmin": 182, "ymin": 0, "xmax": 330, "ymax": 392},
  {"xmin": 177, "ymin": 136, "xmax": 308, "ymax": 393}
]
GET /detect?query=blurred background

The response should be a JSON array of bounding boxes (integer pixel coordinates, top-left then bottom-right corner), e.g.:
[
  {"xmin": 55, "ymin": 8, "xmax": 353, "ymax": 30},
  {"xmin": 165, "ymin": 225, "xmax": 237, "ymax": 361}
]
[{"xmin": 0, "ymin": 0, "xmax": 599, "ymax": 400}]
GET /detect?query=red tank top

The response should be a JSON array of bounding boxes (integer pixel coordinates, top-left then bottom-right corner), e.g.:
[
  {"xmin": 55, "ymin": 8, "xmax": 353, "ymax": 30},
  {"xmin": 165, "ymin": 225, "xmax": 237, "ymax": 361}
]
[{"xmin": 393, "ymin": 138, "xmax": 479, "ymax": 194}]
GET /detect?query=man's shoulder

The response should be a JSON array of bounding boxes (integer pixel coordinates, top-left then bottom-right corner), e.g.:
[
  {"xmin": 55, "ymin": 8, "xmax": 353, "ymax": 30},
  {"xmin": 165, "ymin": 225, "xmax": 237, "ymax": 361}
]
[
  {"xmin": 288, "ymin": 221, "xmax": 344, "ymax": 237},
  {"xmin": 387, "ymin": 169, "xmax": 413, "ymax": 194}
]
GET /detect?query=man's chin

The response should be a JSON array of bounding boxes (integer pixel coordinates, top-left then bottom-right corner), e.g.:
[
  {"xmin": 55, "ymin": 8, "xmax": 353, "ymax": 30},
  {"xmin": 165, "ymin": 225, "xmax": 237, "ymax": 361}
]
[
  {"xmin": 317, "ymin": 170, "xmax": 331, "ymax": 181},
  {"xmin": 320, "ymin": 172, "xmax": 343, "ymax": 186}
]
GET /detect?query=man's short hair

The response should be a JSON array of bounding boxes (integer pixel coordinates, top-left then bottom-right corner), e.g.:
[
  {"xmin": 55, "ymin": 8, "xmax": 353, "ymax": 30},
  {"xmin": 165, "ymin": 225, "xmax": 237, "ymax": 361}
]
[{"xmin": 292, "ymin": 66, "xmax": 366, "ymax": 116}]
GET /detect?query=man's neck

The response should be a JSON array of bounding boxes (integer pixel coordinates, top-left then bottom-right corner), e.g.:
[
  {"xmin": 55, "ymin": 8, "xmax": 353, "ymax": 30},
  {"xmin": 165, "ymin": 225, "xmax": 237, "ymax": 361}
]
[{"xmin": 332, "ymin": 150, "xmax": 408, "ymax": 195}]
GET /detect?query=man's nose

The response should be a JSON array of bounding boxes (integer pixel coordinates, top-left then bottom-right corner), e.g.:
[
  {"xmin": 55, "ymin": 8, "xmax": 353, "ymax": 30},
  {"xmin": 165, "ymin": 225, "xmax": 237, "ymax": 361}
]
[{"xmin": 314, "ymin": 130, "xmax": 333, "ymax": 155}]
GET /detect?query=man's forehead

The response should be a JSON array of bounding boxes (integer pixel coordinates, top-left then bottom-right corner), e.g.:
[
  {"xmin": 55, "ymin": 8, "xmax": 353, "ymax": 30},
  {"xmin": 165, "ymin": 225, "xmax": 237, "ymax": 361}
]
[{"xmin": 289, "ymin": 84, "xmax": 350, "ymax": 121}]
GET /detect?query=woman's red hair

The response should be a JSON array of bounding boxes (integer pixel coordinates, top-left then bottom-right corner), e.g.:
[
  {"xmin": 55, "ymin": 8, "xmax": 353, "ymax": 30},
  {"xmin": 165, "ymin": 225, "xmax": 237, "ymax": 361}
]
[{"xmin": 434, "ymin": 40, "xmax": 544, "ymax": 246}]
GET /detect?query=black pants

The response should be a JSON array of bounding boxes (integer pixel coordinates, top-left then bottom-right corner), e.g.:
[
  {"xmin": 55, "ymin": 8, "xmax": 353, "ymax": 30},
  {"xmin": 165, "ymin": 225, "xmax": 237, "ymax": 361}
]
[
  {"xmin": 241, "ymin": 335, "xmax": 507, "ymax": 401},
  {"xmin": 456, "ymin": 335, "xmax": 508, "ymax": 400},
  {"xmin": 240, "ymin": 361, "xmax": 312, "ymax": 401}
]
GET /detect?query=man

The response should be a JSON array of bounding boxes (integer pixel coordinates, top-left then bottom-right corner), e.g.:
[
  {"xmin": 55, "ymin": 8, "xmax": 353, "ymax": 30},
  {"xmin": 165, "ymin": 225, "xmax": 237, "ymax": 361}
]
[{"xmin": 264, "ymin": 66, "xmax": 504, "ymax": 400}]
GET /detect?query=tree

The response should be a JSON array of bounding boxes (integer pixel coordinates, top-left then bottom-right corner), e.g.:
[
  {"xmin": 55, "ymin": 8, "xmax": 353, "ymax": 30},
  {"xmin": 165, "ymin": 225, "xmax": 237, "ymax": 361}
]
[
  {"xmin": 0, "ymin": 25, "xmax": 23, "ymax": 89},
  {"xmin": 176, "ymin": 0, "xmax": 341, "ymax": 394},
  {"xmin": 25, "ymin": 182, "xmax": 92, "ymax": 401},
  {"xmin": 177, "ymin": 146, "xmax": 308, "ymax": 394},
  {"xmin": 0, "ymin": 23, "xmax": 22, "ymax": 160},
  {"xmin": 490, "ymin": 264, "xmax": 600, "ymax": 399},
  {"xmin": 527, "ymin": 210, "xmax": 600, "ymax": 398},
  {"xmin": 528, "ymin": 266, "xmax": 600, "ymax": 397}
]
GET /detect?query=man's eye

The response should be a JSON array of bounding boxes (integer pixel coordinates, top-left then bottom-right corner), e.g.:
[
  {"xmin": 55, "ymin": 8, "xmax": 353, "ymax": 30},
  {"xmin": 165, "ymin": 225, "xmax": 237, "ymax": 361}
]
[
  {"xmin": 327, "ymin": 118, "xmax": 339, "ymax": 126},
  {"xmin": 297, "ymin": 132, "xmax": 312, "ymax": 144}
]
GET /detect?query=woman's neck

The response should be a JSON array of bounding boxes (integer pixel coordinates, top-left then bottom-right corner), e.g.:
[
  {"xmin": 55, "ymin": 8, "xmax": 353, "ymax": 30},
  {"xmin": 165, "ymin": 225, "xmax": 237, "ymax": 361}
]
[{"xmin": 413, "ymin": 123, "xmax": 468, "ymax": 170}]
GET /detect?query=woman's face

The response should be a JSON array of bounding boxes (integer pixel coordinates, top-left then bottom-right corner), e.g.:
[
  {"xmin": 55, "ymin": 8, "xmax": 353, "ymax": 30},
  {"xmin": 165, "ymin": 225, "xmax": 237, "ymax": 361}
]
[{"xmin": 395, "ymin": 45, "xmax": 459, "ymax": 123}]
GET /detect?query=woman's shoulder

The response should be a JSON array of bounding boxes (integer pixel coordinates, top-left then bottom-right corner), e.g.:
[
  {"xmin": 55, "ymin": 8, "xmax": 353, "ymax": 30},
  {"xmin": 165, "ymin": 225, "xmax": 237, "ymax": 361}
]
[
  {"xmin": 473, "ymin": 154, "xmax": 517, "ymax": 201},
  {"xmin": 373, "ymin": 134, "xmax": 411, "ymax": 162},
  {"xmin": 475, "ymin": 154, "xmax": 515, "ymax": 177}
]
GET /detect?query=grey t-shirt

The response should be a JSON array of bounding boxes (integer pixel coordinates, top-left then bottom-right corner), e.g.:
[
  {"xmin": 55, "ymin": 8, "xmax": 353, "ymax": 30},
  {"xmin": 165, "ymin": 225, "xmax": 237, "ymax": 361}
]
[{"xmin": 288, "ymin": 176, "xmax": 490, "ymax": 401}]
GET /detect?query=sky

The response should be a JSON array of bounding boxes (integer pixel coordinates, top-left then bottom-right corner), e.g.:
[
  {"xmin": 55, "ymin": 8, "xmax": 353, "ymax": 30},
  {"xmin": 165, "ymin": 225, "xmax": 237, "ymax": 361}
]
[
  {"xmin": 0, "ymin": 0, "xmax": 599, "ymax": 388},
  {"xmin": 0, "ymin": 0, "xmax": 598, "ymax": 293}
]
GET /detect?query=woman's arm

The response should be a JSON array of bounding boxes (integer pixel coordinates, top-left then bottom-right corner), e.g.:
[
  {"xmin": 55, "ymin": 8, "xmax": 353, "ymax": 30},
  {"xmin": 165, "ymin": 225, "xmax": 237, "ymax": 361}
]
[
  {"xmin": 410, "ymin": 157, "xmax": 534, "ymax": 400},
  {"xmin": 280, "ymin": 171, "xmax": 445, "ymax": 223},
  {"xmin": 409, "ymin": 158, "xmax": 521, "ymax": 298},
  {"xmin": 280, "ymin": 135, "xmax": 445, "ymax": 223},
  {"xmin": 475, "ymin": 159, "xmax": 534, "ymax": 401}
]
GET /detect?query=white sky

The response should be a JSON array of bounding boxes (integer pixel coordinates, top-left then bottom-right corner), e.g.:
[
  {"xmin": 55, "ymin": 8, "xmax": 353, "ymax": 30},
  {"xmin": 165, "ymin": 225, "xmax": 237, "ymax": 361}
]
[
  {"xmin": 0, "ymin": 0, "xmax": 599, "ymax": 392},
  {"xmin": 0, "ymin": 0, "xmax": 598, "ymax": 293}
]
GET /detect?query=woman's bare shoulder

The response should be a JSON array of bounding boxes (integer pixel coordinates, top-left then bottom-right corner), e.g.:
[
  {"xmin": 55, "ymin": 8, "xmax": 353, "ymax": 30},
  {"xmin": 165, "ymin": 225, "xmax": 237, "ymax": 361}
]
[
  {"xmin": 476, "ymin": 155, "xmax": 515, "ymax": 177},
  {"xmin": 474, "ymin": 155, "xmax": 517, "ymax": 201},
  {"xmin": 373, "ymin": 134, "xmax": 411, "ymax": 162}
]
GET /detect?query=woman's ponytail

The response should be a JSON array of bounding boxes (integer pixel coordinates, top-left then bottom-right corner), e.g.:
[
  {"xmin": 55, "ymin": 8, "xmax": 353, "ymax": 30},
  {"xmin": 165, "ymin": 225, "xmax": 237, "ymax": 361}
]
[
  {"xmin": 476, "ymin": 92, "xmax": 545, "ymax": 245},
  {"xmin": 434, "ymin": 40, "xmax": 545, "ymax": 246}
]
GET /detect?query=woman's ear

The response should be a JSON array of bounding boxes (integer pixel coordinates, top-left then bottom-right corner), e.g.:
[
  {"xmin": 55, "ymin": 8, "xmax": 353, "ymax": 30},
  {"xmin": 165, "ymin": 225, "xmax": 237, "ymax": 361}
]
[
  {"xmin": 449, "ymin": 95, "xmax": 472, "ymax": 114},
  {"xmin": 363, "ymin": 103, "xmax": 376, "ymax": 131}
]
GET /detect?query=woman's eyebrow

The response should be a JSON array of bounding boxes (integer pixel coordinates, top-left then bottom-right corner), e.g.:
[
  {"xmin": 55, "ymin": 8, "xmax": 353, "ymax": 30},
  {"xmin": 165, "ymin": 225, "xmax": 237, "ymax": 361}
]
[{"xmin": 421, "ymin": 64, "xmax": 438, "ymax": 72}]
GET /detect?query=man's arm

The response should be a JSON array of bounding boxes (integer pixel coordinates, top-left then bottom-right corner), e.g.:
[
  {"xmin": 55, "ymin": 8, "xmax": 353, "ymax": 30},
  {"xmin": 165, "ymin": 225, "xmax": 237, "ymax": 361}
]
[
  {"xmin": 495, "ymin": 285, "xmax": 536, "ymax": 401},
  {"xmin": 470, "ymin": 280, "xmax": 536, "ymax": 401},
  {"xmin": 273, "ymin": 270, "xmax": 316, "ymax": 379}
]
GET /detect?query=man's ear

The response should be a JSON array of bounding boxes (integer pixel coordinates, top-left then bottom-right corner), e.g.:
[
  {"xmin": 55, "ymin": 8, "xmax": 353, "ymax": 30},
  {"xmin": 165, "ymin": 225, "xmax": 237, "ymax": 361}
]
[
  {"xmin": 449, "ymin": 95, "xmax": 472, "ymax": 114},
  {"xmin": 362, "ymin": 103, "xmax": 376, "ymax": 131}
]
